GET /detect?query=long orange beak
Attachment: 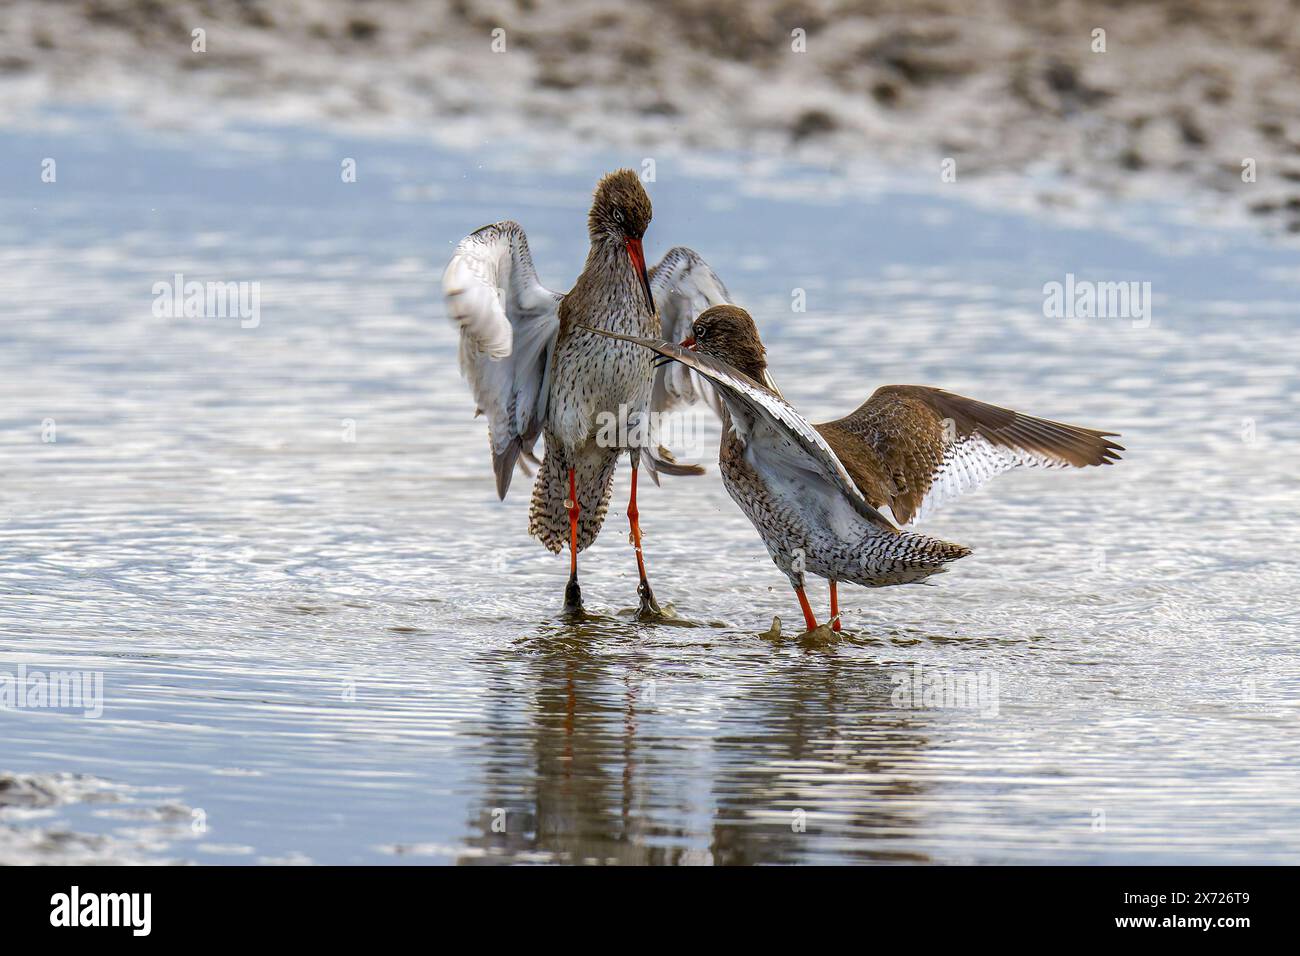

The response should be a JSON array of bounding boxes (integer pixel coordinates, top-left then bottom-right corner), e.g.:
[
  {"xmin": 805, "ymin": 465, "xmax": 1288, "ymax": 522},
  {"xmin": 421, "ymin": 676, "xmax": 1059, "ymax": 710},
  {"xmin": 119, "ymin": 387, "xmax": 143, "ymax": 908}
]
[
  {"xmin": 625, "ymin": 238, "xmax": 655, "ymax": 313},
  {"xmin": 680, "ymin": 336, "xmax": 696, "ymax": 350}
]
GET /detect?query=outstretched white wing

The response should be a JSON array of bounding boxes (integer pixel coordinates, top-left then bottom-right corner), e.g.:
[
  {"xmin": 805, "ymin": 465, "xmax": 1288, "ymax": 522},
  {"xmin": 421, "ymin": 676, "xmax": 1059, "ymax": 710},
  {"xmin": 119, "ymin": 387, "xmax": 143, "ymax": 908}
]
[
  {"xmin": 648, "ymin": 247, "xmax": 733, "ymax": 418},
  {"xmin": 443, "ymin": 221, "xmax": 563, "ymax": 498},
  {"xmin": 586, "ymin": 329, "xmax": 896, "ymax": 533}
]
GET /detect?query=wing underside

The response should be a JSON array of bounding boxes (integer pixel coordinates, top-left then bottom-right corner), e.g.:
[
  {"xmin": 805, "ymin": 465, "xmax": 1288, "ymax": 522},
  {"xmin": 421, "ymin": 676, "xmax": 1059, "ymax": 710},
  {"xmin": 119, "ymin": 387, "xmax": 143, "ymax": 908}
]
[{"xmin": 442, "ymin": 220, "xmax": 562, "ymax": 497}]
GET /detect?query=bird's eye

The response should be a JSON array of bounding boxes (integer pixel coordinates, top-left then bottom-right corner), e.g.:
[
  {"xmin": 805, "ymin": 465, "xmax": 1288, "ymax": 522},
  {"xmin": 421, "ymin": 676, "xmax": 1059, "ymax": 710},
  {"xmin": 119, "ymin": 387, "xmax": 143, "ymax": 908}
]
[
  {"xmin": 613, "ymin": 208, "xmax": 625, "ymax": 224},
  {"xmin": 693, "ymin": 323, "xmax": 704, "ymax": 338}
]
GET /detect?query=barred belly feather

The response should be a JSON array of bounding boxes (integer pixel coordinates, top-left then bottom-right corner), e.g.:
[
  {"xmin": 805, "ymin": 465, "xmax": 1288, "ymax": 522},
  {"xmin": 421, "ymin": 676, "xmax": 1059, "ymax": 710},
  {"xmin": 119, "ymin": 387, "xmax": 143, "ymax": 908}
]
[
  {"xmin": 529, "ymin": 440, "xmax": 619, "ymax": 554},
  {"xmin": 720, "ymin": 429, "xmax": 970, "ymax": 589}
]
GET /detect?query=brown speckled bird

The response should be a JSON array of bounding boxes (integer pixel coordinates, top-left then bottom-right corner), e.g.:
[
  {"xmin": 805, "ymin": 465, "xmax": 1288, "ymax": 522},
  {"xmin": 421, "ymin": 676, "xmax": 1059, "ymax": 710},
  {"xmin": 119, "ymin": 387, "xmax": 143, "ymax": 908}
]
[
  {"xmin": 442, "ymin": 170, "xmax": 734, "ymax": 615},
  {"xmin": 588, "ymin": 305, "xmax": 1123, "ymax": 632}
]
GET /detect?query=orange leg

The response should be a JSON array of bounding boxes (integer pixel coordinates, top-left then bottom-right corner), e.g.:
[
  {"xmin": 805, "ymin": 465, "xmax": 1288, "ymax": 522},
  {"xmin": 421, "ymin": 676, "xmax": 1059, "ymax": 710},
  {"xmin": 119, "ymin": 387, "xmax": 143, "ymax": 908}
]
[
  {"xmin": 628, "ymin": 462, "xmax": 660, "ymax": 615},
  {"xmin": 794, "ymin": 586, "xmax": 818, "ymax": 632},
  {"xmin": 567, "ymin": 468, "xmax": 580, "ymax": 574},
  {"xmin": 829, "ymin": 580, "xmax": 842, "ymax": 632},
  {"xmin": 564, "ymin": 467, "xmax": 582, "ymax": 612}
]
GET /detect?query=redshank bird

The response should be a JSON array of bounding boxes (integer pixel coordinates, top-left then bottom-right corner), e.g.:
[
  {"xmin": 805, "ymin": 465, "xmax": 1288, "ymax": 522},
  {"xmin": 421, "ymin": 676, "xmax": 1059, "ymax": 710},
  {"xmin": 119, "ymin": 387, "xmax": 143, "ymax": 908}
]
[
  {"xmin": 442, "ymin": 169, "xmax": 734, "ymax": 615},
  {"xmin": 587, "ymin": 305, "xmax": 1123, "ymax": 632}
]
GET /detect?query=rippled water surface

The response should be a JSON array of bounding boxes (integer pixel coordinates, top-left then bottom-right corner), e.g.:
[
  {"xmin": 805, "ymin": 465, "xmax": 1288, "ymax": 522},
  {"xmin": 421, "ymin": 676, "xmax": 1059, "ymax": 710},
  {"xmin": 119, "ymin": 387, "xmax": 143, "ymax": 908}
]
[{"xmin": 1, "ymin": 109, "xmax": 1298, "ymax": 864}]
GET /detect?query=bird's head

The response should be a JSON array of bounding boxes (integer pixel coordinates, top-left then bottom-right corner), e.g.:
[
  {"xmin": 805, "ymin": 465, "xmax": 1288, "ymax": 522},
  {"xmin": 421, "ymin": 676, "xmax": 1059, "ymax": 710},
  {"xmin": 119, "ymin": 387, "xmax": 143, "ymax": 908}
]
[
  {"xmin": 589, "ymin": 169, "xmax": 655, "ymax": 311},
  {"xmin": 589, "ymin": 168, "xmax": 652, "ymax": 241},
  {"xmin": 684, "ymin": 305, "xmax": 768, "ymax": 382}
]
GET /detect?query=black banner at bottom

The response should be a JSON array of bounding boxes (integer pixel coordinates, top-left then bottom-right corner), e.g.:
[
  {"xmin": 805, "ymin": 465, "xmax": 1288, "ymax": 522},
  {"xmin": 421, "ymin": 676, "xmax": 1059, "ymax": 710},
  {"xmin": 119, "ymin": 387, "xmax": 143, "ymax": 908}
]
[{"xmin": 0, "ymin": 865, "xmax": 1283, "ymax": 942}]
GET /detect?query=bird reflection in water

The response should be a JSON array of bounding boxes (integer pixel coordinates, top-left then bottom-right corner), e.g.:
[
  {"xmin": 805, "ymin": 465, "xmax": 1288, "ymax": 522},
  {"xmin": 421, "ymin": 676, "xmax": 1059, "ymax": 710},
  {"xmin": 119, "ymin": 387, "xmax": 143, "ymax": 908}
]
[{"xmin": 456, "ymin": 615, "xmax": 945, "ymax": 864}]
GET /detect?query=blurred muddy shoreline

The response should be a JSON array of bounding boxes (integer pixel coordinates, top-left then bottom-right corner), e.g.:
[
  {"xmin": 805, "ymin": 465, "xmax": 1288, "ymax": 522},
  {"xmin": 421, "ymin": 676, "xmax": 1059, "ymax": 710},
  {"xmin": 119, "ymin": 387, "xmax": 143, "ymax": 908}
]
[{"xmin": 3, "ymin": 1, "xmax": 1298, "ymax": 233}]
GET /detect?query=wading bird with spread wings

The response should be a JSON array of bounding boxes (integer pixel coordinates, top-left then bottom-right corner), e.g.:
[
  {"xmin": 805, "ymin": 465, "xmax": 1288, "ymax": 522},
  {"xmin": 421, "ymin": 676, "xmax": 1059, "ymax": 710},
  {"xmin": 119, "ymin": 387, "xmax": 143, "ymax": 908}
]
[
  {"xmin": 588, "ymin": 305, "xmax": 1123, "ymax": 633},
  {"xmin": 442, "ymin": 169, "xmax": 734, "ymax": 616}
]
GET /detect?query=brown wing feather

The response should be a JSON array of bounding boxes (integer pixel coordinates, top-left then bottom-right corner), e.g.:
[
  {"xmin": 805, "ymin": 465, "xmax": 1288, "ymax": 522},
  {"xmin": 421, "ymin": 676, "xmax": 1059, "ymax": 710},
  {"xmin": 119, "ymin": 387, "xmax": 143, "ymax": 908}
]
[{"xmin": 815, "ymin": 385, "xmax": 1123, "ymax": 524}]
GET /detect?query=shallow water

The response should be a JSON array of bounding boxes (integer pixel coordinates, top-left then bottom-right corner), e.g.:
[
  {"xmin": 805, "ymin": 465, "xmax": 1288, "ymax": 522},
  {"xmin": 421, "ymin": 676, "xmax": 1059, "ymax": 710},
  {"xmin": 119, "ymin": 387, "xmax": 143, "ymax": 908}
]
[{"xmin": 1, "ymin": 108, "xmax": 1298, "ymax": 864}]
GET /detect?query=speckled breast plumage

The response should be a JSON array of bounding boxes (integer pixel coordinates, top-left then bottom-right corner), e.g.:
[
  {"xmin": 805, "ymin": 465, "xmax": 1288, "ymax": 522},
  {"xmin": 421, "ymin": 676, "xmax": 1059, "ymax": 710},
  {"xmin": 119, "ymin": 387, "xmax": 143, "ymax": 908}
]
[{"xmin": 528, "ymin": 243, "xmax": 662, "ymax": 554}]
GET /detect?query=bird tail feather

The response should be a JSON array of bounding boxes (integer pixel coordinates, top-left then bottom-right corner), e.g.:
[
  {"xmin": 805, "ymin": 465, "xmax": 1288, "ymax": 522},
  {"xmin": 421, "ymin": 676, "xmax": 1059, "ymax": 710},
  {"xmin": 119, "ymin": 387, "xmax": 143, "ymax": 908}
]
[{"xmin": 529, "ymin": 443, "xmax": 619, "ymax": 554}]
